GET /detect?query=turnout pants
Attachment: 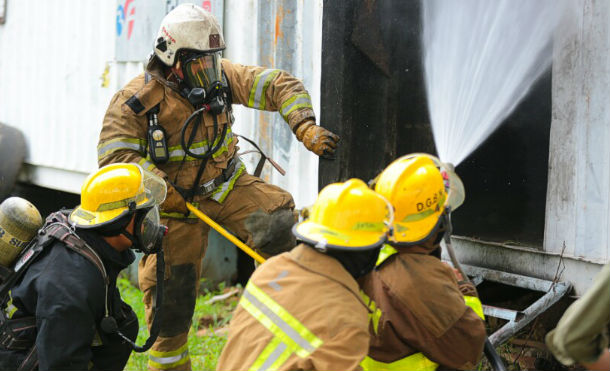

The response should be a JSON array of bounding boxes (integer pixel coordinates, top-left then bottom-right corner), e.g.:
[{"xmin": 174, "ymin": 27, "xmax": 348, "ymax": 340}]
[{"xmin": 139, "ymin": 174, "xmax": 295, "ymax": 371}]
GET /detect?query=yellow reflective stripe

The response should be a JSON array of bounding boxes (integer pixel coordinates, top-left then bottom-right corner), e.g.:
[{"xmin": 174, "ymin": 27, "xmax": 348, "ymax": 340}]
[
  {"xmin": 248, "ymin": 69, "xmax": 281, "ymax": 109},
  {"xmin": 361, "ymin": 353, "xmax": 438, "ymax": 371},
  {"xmin": 96, "ymin": 192, "xmax": 146, "ymax": 211},
  {"xmin": 464, "ymin": 295, "xmax": 485, "ymax": 320},
  {"xmin": 137, "ymin": 157, "xmax": 157, "ymax": 172},
  {"xmin": 279, "ymin": 93, "xmax": 313, "ymax": 121},
  {"xmin": 248, "ymin": 336, "xmax": 293, "ymax": 371},
  {"xmin": 166, "ymin": 129, "xmax": 234, "ymax": 161},
  {"xmin": 240, "ymin": 282, "xmax": 323, "ymax": 358},
  {"xmin": 210, "ymin": 162, "xmax": 245, "ymax": 203},
  {"xmin": 376, "ymin": 244, "xmax": 398, "ymax": 266},
  {"xmin": 360, "ymin": 290, "xmax": 382, "ymax": 335},
  {"xmin": 148, "ymin": 343, "xmax": 190, "ymax": 370},
  {"xmin": 280, "ymin": 93, "xmax": 313, "ymax": 121},
  {"xmin": 97, "ymin": 137, "xmax": 145, "ymax": 159},
  {"xmin": 159, "ymin": 211, "xmax": 199, "ymax": 219}
]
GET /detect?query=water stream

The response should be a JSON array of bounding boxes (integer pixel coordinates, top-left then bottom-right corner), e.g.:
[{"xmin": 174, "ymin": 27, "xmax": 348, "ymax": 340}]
[{"xmin": 422, "ymin": 0, "xmax": 568, "ymax": 165}]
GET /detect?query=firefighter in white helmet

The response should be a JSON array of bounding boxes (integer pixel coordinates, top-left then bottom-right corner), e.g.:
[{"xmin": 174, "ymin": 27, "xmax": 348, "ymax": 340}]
[{"xmin": 97, "ymin": 4, "xmax": 339, "ymax": 370}]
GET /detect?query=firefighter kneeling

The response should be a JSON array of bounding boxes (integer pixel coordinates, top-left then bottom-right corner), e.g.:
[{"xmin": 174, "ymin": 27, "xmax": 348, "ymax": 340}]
[
  {"xmin": 360, "ymin": 154, "xmax": 487, "ymax": 371},
  {"xmin": 217, "ymin": 179, "xmax": 393, "ymax": 371},
  {"xmin": 0, "ymin": 163, "xmax": 167, "ymax": 371}
]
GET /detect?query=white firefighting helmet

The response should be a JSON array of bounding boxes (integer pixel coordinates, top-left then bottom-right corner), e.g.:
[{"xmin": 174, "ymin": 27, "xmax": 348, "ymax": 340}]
[{"xmin": 154, "ymin": 3, "xmax": 225, "ymax": 67}]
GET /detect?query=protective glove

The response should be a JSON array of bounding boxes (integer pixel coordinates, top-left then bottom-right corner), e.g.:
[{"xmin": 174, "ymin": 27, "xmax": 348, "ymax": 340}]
[
  {"xmin": 294, "ymin": 120, "xmax": 340, "ymax": 159},
  {"xmin": 161, "ymin": 185, "xmax": 189, "ymax": 215}
]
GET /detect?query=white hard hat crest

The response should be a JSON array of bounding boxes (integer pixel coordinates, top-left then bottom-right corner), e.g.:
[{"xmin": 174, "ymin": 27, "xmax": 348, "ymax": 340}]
[{"xmin": 154, "ymin": 3, "xmax": 225, "ymax": 66}]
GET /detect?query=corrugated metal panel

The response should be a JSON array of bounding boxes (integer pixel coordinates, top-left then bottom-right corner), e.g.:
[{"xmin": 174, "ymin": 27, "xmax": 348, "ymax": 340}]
[
  {"xmin": 546, "ymin": 0, "xmax": 610, "ymax": 263},
  {"xmin": 0, "ymin": 1, "xmax": 117, "ymax": 192},
  {"xmin": 224, "ymin": 0, "xmax": 322, "ymax": 208}
]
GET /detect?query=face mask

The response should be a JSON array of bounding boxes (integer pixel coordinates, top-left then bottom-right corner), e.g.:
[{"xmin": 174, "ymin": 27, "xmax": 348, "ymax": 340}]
[
  {"xmin": 122, "ymin": 206, "xmax": 167, "ymax": 254},
  {"xmin": 180, "ymin": 51, "xmax": 222, "ymax": 91}
]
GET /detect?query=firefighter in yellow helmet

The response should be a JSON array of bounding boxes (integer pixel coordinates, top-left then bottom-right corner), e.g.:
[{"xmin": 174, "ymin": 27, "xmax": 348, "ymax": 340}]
[
  {"xmin": 0, "ymin": 163, "xmax": 167, "ymax": 371},
  {"xmin": 217, "ymin": 179, "xmax": 393, "ymax": 371},
  {"xmin": 358, "ymin": 154, "xmax": 487, "ymax": 371},
  {"xmin": 97, "ymin": 4, "xmax": 340, "ymax": 368}
]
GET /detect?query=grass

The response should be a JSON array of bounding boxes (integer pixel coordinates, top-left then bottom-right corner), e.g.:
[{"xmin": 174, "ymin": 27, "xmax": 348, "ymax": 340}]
[{"xmin": 118, "ymin": 277, "xmax": 239, "ymax": 371}]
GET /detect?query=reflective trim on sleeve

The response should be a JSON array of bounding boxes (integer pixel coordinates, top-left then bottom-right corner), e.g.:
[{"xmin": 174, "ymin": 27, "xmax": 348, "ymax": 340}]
[
  {"xmin": 210, "ymin": 160, "xmax": 246, "ymax": 203},
  {"xmin": 248, "ymin": 336, "xmax": 293, "ymax": 371},
  {"xmin": 137, "ymin": 157, "xmax": 158, "ymax": 172},
  {"xmin": 360, "ymin": 290, "xmax": 382, "ymax": 335},
  {"xmin": 148, "ymin": 343, "xmax": 190, "ymax": 370},
  {"xmin": 376, "ymin": 244, "xmax": 398, "ymax": 266},
  {"xmin": 240, "ymin": 281, "xmax": 323, "ymax": 362},
  {"xmin": 464, "ymin": 295, "xmax": 485, "ymax": 320},
  {"xmin": 248, "ymin": 69, "xmax": 281, "ymax": 110},
  {"xmin": 361, "ymin": 353, "xmax": 438, "ymax": 371},
  {"xmin": 279, "ymin": 93, "xmax": 313, "ymax": 121},
  {"xmin": 97, "ymin": 137, "xmax": 146, "ymax": 159}
]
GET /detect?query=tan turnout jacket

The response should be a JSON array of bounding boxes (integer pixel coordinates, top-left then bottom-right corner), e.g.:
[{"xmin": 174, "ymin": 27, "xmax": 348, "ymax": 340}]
[
  {"xmin": 216, "ymin": 244, "xmax": 371, "ymax": 371},
  {"xmin": 98, "ymin": 57, "xmax": 315, "ymax": 204},
  {"xmin": 359, "ymin": 248, "xmax": 487, "ymax": 370}
]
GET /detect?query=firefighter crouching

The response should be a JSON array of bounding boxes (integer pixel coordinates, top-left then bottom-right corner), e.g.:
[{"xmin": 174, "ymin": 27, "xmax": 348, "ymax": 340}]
[
  {"xmin": 216, "ymin": 179, "xmax": 393, "ymax": 371},
  {"xmin": 0, "ymin": 163, "xmax": 167, "ymax": 371},
  {"xmin": 97, "ymin": 4, "xmax": 339, "ymax": 369},
  {"xmin": 359, "ymin": 154, "xmax": 487, "ymax": 370}
]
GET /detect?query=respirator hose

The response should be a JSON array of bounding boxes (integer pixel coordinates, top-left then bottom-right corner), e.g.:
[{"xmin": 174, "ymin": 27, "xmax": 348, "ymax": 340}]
[{"xmin": 117, "ymin": 246, "xmax": 165, "ymax": 352}]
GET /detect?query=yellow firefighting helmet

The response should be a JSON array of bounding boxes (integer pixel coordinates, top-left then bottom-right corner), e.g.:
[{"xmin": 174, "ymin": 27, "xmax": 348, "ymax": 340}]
[
  {"xmin": 375, "ymin": 154, "xmax": 449, "ymax": 244},
  {"xmin": 70, "ymin": 163, "xmax": 167, "ymax": 228},
  {"xmin": 293, "ymin": 178, "xmax": 393, "ymax": 251}
]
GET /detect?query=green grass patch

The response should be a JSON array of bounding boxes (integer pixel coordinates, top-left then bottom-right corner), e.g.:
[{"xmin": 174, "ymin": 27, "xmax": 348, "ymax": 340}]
[{"xmin": 118, "ymin": 278, "xmax": 239, "ymax": 371}]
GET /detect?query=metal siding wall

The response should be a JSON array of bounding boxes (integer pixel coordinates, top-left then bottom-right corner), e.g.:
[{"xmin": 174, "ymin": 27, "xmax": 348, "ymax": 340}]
[
  {"xmin": 0, "ymin": 1, "xmax": 117, "ymax": 192},
  {"xmin": 224, "ymin": 0, "xmax": 321, "ymax": 209},
  {"xmin": 546, "ymin": 0, "xmax": 610, "ymax": 263}
]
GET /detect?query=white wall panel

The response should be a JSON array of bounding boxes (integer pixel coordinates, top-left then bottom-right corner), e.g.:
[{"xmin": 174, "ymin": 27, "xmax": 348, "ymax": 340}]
[
  {"xmin": 546, "ymin": 0, "xmax": 610, "ymax": 264},
  {"xmin": 0, "ymin": 0, "xmax": 118, "ymax": 191},
  {"xmin": 224, "ymin": 0, "xmax": 322, "ymax": 209}
]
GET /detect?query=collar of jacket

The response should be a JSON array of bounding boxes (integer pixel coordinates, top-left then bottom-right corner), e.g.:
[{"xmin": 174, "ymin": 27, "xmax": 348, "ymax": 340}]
[
  {"xmin": 146, "ymin": 54, "xmax": 181, "ymax": 91},
  {"xmin": 289, "ymin": 243, "xmax": 370, "ymax": 311}
]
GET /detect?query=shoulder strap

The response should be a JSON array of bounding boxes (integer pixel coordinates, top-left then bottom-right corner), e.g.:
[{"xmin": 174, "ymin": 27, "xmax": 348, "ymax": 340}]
[{"xmin": 43, "ymin": 216, "xmax": 108, "ymax": 285}]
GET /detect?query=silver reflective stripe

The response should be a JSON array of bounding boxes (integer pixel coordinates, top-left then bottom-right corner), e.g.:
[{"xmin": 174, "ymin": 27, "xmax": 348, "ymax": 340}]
[
  {"xmin": 251, "ymin": 69, "xmax": 280, "ymax": 109},
  {"xmin": 168, "ymin": 131, "xmax": 234, "ymax": 161},
  {"xmin": 149, "ymin": 350, "xmax": 189, "ymax": 365},
  {"xmin": 209, "ymin": 160, "xmax": 245, "ymax": 203},
  {"xmin": 98, "ymin": 140, "xmax": 142, "ymax": 158},
  {"xmin": 280, "ymin": 95, "xmax": 313, "ymax": 118},
  {"xmin": 242, "ymin": 289, "xmax": 316, "ymax": 353},
  {"xmin": 258, "ymin": 341, "xmax": 288, "ymax": 371}
]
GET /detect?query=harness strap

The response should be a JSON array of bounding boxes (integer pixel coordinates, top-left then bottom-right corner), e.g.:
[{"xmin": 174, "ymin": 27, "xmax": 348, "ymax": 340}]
[
  {"xmin": 0, "ymin": 313, "xmax": 36, "ymax": 350},
  {"xmin": 17, "ymin": 345, "xmax": 38, "ymax": 371},
  {"xmin": 45, "ymin": 224, "xmax": 108, "ymax": 285}
]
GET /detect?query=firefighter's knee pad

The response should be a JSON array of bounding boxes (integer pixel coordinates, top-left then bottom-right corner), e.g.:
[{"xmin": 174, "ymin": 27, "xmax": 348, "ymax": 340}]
[{"xmin": 245, "ymin": 208, "xmax": 296, "ymax": 256}]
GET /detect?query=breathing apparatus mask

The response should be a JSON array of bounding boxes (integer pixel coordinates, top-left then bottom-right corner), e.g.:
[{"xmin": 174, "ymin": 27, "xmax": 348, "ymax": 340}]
[{"xmin": 176, "ymin": 50, "xmax": 225, "ymax": 111}]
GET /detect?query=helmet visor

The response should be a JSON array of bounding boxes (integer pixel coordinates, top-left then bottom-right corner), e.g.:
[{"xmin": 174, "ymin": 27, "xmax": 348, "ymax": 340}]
[
  {"xmin": 141, "ymin": 169, "xmax": 167, "ymax": 206},
  {"xmin": 181, "ymin": 52, "xmax": 222, "ymax": 91},
  {"xmin": 137, "ymin": 206, "xmax": 163, "ymax": 253}
]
